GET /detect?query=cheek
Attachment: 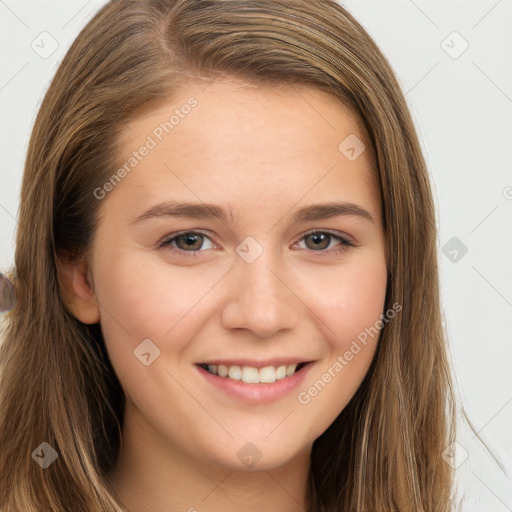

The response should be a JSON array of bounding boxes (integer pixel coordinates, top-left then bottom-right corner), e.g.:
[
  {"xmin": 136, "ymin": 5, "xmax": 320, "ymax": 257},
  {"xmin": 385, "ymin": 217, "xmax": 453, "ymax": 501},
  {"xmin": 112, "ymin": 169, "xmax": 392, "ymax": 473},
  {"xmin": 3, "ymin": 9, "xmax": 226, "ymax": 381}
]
[
  {"xmin": 92, "ymin": 250, "xmax": 229, "ymax": 369},
  {"xmin": 292, "ymin": 256, "xmax": 388, "ymax": 439},
  {"xmin": 295, "ymin": 254, "xmax": 388, "ymax": 349}
]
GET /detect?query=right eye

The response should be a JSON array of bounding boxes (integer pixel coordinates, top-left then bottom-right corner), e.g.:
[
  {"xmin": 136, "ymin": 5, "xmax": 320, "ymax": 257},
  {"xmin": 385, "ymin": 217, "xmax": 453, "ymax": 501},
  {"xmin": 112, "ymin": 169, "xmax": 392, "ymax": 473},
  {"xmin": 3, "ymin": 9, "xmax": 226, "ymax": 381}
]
[{"xmin": 158, "ymin": 231, "xmax": 216, "ymax": 256}]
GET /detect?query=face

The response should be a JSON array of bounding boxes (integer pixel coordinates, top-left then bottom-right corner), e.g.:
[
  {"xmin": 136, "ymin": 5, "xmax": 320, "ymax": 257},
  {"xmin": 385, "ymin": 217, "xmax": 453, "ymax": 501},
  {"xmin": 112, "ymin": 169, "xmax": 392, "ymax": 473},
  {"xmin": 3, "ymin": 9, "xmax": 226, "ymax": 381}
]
[{"xmin": 80, "ymin": 78, "xmax": 387, "ymax": 472}]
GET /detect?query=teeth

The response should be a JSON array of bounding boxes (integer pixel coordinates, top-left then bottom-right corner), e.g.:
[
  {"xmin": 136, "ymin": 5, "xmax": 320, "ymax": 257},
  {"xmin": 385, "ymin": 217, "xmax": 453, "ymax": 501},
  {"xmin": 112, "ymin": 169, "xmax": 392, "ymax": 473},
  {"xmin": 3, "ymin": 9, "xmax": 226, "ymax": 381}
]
[
  {"xmin": 228, "ymin": 365, "xmax": 242, "ymax": 380},
  {"xmin": 258, "ymin": 366, "xmax": 275, "ymax": 383},
  {"xmin": 286, "ymin": 363, "xmax": 297, "ymax": 376},
  {"xmin": 275, "ymin": 365, "xmax": 287, "ymax": 380},
  {"xmin": 241, "ymin": 367, "xmax": 260, "ymax": 383},
  {"xmin": 202, "ymin": 362, "xmax": 303, "ymax": 383}
]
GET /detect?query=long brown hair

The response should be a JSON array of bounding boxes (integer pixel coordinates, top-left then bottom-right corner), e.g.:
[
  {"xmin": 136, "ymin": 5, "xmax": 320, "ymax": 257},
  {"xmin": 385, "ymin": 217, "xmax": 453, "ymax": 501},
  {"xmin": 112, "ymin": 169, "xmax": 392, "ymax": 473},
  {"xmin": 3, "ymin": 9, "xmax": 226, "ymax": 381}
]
[{"xmin": 0, "ymin": 1, "xmax": 457, "ymax": 510}]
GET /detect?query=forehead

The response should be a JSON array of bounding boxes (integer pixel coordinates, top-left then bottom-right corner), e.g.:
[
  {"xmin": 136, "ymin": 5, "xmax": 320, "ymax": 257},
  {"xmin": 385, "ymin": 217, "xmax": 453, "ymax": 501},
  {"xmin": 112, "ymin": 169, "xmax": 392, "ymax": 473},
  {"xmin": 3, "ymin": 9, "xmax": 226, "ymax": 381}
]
[
  {"xmin": 120, "ymin": 77, "xmax": 371, "ymax": 155},
  {"xmin": 111, "ymin": 78, "xmax": 379, "ymax": 218}
]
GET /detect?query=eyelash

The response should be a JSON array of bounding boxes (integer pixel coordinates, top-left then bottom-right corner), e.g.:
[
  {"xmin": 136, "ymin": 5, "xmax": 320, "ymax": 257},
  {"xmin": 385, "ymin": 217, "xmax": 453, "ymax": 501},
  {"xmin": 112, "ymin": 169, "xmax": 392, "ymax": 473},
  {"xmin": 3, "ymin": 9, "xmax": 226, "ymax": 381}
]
[{"xmin": 157, "ymin": 230, "xmax": 355, "ymax": 257}]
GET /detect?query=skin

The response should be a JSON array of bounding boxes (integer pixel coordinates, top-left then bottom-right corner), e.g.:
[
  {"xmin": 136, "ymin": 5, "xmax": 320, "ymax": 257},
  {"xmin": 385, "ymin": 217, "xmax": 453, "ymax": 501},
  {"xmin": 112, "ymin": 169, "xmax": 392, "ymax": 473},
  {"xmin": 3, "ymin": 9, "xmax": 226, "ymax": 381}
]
[{"xmin": 61, "ymin": 78, "xmax": 387, "ymax": 512}]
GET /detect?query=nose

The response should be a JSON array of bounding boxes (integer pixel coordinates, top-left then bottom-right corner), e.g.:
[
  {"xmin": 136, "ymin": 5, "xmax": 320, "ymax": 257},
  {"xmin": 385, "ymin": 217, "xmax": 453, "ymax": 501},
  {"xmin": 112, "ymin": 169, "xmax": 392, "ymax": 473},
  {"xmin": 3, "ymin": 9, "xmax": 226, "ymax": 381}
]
[{"xmin": 220, "ymin": 253, "xmax": 300, "ymax": 338}]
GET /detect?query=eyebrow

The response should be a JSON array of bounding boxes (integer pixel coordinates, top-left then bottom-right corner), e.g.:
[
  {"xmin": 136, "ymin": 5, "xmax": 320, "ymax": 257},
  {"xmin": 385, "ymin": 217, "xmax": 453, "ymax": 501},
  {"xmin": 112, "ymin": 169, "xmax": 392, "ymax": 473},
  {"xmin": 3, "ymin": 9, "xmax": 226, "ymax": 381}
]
[{"xmin": 131, "ymin": 200, "xmax": 375, "ymax": 225}]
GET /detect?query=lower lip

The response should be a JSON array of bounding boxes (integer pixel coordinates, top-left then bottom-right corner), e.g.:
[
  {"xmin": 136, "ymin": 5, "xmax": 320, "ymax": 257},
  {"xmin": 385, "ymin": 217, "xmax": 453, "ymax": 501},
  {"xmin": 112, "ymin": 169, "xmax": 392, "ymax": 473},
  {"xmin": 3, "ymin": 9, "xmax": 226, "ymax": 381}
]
[{"xmin": 195, "ymin": 363, "xmax": 314, "ymax": 405}]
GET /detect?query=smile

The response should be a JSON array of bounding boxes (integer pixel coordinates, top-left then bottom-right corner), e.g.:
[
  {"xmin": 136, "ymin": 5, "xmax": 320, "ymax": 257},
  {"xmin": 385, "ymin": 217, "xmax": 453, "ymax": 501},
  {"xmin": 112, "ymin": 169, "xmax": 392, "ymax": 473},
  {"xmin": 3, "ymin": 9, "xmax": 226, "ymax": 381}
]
[{"xmin": 197, "ymin": 362, "xmax": 307, "ymax": 383}]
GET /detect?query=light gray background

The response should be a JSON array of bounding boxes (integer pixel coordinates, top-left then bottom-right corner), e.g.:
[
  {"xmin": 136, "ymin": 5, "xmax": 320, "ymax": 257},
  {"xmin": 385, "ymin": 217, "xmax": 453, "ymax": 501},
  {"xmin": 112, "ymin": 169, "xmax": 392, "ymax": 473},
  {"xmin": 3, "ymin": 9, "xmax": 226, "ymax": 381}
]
[{"xmin": 1, "ymin": 1, "xmax": 511, "ymax": 510}]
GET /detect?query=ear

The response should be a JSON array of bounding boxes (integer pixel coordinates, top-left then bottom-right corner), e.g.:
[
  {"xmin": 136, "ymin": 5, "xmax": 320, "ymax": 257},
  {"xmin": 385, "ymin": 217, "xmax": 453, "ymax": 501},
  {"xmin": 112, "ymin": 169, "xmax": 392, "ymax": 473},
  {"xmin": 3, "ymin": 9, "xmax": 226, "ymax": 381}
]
[{"xmin": 57, "ymin": 253, "xmax": 100, "ymax": 324}]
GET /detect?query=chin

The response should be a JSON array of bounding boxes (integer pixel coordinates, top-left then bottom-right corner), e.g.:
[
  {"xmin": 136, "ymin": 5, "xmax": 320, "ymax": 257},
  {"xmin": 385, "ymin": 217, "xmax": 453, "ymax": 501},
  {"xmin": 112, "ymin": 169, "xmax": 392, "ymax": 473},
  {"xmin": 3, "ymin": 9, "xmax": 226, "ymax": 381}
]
[{"xmin": 198, "ymin": 435, "xmax": 309, "ymax": 473}]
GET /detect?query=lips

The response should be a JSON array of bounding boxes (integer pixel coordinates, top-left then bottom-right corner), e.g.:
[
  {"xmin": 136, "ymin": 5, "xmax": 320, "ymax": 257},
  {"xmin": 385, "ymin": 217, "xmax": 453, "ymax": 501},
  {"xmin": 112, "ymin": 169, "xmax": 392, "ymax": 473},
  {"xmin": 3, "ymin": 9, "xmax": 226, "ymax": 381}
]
[{"xmin": 195, "ymin": 359, "xmax": 314, "ymax": 404}]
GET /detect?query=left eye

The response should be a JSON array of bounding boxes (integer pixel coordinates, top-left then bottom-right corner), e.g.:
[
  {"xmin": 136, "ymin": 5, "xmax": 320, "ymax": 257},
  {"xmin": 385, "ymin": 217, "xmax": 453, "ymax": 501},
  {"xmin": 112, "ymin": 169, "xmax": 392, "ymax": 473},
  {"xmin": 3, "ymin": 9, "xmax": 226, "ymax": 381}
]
[
  {"xmin": 158, "ymin": 231, "xmax": 353, "ymax": 256},
  {"xmin": 295, "ymin": 231, "xmax": 353, "ymax": 252}
]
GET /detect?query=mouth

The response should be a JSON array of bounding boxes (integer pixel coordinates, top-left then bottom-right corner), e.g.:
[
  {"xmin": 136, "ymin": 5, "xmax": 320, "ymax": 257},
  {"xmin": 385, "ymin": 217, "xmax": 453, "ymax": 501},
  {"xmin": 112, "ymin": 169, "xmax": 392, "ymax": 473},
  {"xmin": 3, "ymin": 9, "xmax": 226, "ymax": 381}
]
[
  {"xmin": 196, "ymin": 361, "xmax": 309, "ymax": 384},
  {"xmin": 195, "ymin": 359, "xmax": 315, "ymax": 404}
]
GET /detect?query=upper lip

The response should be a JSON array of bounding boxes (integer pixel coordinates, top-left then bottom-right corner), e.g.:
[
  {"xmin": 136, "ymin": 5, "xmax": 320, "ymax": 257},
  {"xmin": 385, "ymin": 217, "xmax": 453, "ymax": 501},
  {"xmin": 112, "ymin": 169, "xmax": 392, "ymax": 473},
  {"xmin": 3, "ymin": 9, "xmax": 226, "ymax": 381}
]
[{"xmin": 196, "ymin": 358, "xmax": 313, "ymax": 369}]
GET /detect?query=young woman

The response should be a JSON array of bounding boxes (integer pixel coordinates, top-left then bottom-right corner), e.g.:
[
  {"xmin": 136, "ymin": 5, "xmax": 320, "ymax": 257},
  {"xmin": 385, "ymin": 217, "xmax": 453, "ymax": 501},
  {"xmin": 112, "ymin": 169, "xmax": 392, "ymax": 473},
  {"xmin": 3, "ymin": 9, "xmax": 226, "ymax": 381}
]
[{"xmin": 0, "ymin": 1, "xmax": 457, "ymax": 510}]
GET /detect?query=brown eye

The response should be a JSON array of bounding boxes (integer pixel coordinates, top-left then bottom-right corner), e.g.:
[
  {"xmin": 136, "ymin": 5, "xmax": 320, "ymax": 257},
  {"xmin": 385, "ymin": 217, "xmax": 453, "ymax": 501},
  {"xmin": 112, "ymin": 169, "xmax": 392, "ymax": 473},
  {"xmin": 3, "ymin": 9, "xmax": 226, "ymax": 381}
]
[
  {"xmin": 304, "ymin": 232, "xmax": 332, "ymax": 250},
  {"xmin": 159, "ymin": 232, "xmax": 214, "ymax": 254},
  {"xmin": 297, "ymin": 231, "xmax": 354, "ymax": 254},
  {"xmin": 173, "ymin": 234, "xmax": 204, "ymax": 251}
]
